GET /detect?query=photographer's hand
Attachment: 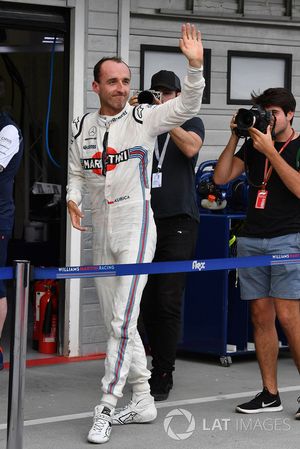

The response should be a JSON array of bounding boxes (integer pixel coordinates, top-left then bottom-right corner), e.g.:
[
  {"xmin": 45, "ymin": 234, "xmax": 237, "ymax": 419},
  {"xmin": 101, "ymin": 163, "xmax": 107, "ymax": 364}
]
[
  {"xmin": 129, "ymin": 94, "xmax": 138, "ymax": 106},
  {"xmin": 248, "ymin": 126, "xmax": 275, "ymax": 156},
  {"xmin": 230, "ymin": 113, "xmax": 238, "ymax": 136},
  {"xmin": 179, "ymin": 23, "xmax": 203, "ymax": 68},
  {"xmin": 249, "ymin": 126, "xmax": 300, "ymax": 198}
]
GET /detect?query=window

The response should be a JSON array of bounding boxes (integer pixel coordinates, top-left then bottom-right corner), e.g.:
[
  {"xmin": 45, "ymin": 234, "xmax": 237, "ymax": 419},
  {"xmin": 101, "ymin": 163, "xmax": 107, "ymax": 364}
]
[
  {"xmin": 227, "ymin": 50, "xmax": 292, "ymax": 105},
  {"xmin": 140, "ymin": 45, "xmax": 211, "ymax": 104}
]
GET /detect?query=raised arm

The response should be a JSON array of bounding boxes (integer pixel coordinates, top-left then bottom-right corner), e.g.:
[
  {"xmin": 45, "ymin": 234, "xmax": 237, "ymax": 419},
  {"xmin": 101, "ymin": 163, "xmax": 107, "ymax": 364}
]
[{"xmin": 139, "ymin": 23, "xmax": 205, "ymax": 138}]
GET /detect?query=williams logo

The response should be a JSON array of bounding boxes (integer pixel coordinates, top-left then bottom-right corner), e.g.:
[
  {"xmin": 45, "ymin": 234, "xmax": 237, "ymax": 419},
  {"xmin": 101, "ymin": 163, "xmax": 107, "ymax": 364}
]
[
  {"xmin": 83, "ymin": 144, "xmax": 96, "ymax": 150},
  {"xmin": 192, "ymin": 260, "xmax": 206, "ymax": 271}
]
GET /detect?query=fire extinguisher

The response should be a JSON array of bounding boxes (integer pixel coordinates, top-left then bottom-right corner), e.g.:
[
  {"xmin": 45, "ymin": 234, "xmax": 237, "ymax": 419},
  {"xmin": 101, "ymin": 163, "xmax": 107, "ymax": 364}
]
[
  {"xmin": 32, "ymin": 280, "xmax": 51, "ymax": 350},
  {"xmin": 38, "ymin": 283, "xmax": 58, "ymax": 354}
]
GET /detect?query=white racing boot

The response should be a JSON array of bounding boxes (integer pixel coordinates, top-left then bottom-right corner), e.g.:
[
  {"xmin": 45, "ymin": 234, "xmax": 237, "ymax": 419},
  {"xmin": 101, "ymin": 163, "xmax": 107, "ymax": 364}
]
[
  {"xmin": 112, "ymin": 395, "xmax": 157, "ymax": 425},
  {"xmin": 87, "ymin": 404, "xmax": 115, "ymax": 444}
]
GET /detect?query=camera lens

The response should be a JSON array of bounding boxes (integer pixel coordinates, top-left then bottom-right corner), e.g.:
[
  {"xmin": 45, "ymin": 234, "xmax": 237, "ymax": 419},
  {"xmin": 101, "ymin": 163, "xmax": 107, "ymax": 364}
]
[
  {"xmin": 137, "ymin": 90, "xmax": 155, "ymax": 105},
  {"xmin": 235, "ymin": 106, "xmax": 271, "ymax": 138},
  {"xmin": 235, "ymin": 109, "xmax": 255, "ymax": 129}
]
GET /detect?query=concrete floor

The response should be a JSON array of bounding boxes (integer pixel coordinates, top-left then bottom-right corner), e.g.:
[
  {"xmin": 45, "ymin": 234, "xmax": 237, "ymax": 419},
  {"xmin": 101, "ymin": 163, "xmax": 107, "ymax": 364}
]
[{"xmin": 0, "ymin": 350, "xmax": 300, "ymax": 449}]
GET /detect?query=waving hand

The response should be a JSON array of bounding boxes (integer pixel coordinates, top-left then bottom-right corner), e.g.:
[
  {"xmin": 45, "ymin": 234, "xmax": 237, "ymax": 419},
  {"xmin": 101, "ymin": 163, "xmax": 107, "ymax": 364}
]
[{"xmin": 179, "ymin": 23, "xmax": 203, "ymax": 69}]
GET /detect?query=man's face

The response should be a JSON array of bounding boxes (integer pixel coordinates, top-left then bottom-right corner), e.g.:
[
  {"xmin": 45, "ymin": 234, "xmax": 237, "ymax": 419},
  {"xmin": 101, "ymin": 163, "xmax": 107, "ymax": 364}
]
[
  {"xmin": 265, "ymin": 105, "xmax": 294, "ymax": 137},
  {"xmin": 92, "ymin": 60, "xmax": 131, "ymax": 115},
  {"xmin": 158, "ymin": 89, "xmax": 178, "ymax": 104}
]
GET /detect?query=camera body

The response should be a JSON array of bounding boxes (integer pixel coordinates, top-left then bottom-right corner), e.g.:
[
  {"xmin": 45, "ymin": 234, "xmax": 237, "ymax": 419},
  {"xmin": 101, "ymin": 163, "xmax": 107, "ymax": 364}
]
[
  {"xmin": 234, "ymin": 105, "xmax": 273, "ymax": 138},
  {"xmin": 136, "ymin": 90, "xmax": 162, "ymax": 105}
]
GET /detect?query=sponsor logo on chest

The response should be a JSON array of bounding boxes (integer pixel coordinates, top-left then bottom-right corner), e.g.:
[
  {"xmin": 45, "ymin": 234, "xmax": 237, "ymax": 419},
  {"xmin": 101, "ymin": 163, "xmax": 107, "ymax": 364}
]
[{"xmin": 81, "ymin": 148, "xmax": 129, "ymax": 175}]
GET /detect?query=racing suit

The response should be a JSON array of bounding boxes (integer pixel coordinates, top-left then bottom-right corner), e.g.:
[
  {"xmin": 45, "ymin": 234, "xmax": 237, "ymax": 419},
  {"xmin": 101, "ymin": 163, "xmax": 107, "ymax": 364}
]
[{"xmin": 67, "ymin": 66, "xmax": 205, "ymax": 405}]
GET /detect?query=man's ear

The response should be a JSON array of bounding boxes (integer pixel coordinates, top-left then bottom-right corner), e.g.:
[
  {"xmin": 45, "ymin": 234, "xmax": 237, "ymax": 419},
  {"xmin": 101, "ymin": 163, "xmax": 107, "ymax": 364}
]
[
  {"xmin": 287, "ymin": 111, "xmax": 294, "ymax": 122},
  {"xmin": 92, "ymin": 80, "xmax": 100, "ymax": 94}
]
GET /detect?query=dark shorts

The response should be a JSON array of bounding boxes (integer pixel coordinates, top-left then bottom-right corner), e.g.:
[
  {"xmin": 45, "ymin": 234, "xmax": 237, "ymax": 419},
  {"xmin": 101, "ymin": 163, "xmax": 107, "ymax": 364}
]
[
  {"xmin": 237, "ymin": 233, "xmax": 300, "ymax": 300},
  {"xmin": 0, "ymin": 232, "xmax": 11, "ymax": 298}
]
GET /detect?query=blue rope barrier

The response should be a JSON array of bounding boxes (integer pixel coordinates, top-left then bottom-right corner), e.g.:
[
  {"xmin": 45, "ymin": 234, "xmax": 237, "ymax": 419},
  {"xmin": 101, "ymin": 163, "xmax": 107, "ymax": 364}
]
[
  {"xmin": 1, "ymin": 253, "xmax": 299, "ymax": 281},
  {"xmin": 1, "ymin": 253, "xmax": 300, "ymax": 281},
  {"xmin": 0, "ymin": 267, "xmax": 14, "ymax": 280}
]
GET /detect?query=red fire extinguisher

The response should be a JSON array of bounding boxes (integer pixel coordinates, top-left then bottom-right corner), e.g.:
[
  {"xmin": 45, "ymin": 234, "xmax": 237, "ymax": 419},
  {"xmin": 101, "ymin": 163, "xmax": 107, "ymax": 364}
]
[
  {"xmin": 38, "ymin": 283, "xmax": 58, "ymax": 354},
  {"xmin": 33, "ymin": 280, "xmax": 52, "ymax": 350}
]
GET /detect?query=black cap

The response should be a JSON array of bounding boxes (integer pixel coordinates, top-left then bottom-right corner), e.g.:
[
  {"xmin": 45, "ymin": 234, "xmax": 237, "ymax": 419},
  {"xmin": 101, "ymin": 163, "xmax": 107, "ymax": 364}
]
[{"xmin": 150, "ymin": 70, "xmax": 181, "ymax": 92}]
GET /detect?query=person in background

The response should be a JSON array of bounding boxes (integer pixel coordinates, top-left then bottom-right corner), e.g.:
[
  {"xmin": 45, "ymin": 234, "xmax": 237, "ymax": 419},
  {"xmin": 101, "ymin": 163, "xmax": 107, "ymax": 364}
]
[
  {"xmin": 67, "ymin": 23, "xmax": 205, "ymax": 444},
  {"xmin": 131, "ymin": 70, "xmax": 204, "ymax": 401},
  {"xmin": 0, "ymin": 75, "xmax": 23, "ymax": 370},
  {"xmin": 213, "ymin": 87, "xmax": 300, "ymax": 419}
]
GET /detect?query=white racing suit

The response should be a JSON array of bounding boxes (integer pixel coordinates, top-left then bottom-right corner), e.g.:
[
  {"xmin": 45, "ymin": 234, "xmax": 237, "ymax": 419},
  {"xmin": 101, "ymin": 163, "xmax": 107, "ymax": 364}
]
[{"xmin": 67, "ymin": 66, "xmax": 205, "ymax": 405}]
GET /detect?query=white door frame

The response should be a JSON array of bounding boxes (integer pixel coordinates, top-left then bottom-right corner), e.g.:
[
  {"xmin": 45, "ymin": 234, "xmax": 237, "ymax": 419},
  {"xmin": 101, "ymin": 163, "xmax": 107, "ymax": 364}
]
[{"xmin": 64, "ymin": 0, "xmax": 86, "ymax": 356}]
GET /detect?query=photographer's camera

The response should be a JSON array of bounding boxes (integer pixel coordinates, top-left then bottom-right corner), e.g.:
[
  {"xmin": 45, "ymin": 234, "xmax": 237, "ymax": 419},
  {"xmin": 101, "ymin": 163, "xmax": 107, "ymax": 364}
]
[
  {"xmin": 137, "ymin": 90, "xmax": 162, "ymax": 105},
  {"xmin": 234, "ymin": 105, "xmax": 272, "ymax": 138}
]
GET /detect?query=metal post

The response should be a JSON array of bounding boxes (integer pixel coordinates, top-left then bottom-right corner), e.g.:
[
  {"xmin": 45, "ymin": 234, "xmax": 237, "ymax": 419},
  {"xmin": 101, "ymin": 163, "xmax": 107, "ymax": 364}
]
[{"xmin": 6, "ymin": 260, "xmax": 30, "ymax": 449}]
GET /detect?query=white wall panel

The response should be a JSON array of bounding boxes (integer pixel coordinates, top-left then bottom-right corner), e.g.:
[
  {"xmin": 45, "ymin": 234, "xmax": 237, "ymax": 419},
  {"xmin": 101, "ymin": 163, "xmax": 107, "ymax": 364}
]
[
  {"xmin": 194, "ymin": 0, "xmax": 238, "ymax": 14},
  {"xmin": 244, "ymin": 0, "xmax": 285, "ymax": 17},
  {"xmin": 2, "ymin": 0, "xmax": 67, "ymax": 5},
  {"xmin": 88, "ymin": 11, "xmax": 118, "ymax": 30},
  {"xmin": 89, "ymin": 0, "xmax": 118, "ymax": 12},
  {"xmin": 130, "ymin": 11, "xmax": 300, "ymax": 165},
  {"xmin": 79, "ymin": 0, "xmax": 300, "ymax": 354},
  {"xmin": 132, "ymin": 0, "xmax": 187, "ymax": 13}
]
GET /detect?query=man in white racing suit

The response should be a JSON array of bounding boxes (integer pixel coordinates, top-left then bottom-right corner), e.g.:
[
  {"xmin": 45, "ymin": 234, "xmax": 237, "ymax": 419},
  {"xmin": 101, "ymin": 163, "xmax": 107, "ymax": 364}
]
[{"xmin": 67, "ymin": 23, "xmax": 205, "ymax": 444}]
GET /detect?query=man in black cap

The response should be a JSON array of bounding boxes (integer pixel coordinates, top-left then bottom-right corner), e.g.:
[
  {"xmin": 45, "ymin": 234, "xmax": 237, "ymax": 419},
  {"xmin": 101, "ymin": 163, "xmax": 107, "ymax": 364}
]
[
  {"xmin": 150, "ymin": 70, "xmax": 182, "ymax": 93},
  {"xmin": 134, "ymin": 70, "xmax": 205, "ymax": 400}
]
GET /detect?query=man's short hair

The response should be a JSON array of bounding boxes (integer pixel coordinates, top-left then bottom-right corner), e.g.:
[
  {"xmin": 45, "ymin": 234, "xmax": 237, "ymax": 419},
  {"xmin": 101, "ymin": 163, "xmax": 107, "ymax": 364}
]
[
  {"xmin": 93, "ymin": 57, "xmax": 131, "ymax": 82},
  {"xmin": 251, "ymin": 88, "xmax": 296, "ymax": 116}
]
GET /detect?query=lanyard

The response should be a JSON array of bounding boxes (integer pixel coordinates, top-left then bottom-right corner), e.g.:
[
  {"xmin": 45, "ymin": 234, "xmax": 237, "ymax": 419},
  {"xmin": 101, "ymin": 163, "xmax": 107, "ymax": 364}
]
[
  {"xmin": 154, "ymin": 133, "xmax": 170, "ymax": 172},
  {"xmin": 261, "ymin": 129, "xmax": 295, "ymax": 189}
]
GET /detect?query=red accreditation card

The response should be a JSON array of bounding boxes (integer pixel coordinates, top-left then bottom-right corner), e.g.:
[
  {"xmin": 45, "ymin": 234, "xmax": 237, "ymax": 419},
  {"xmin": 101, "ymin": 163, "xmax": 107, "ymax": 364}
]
[{"xmin": 255, "ymin": 189, "xmax": 268, "ymax": 209}]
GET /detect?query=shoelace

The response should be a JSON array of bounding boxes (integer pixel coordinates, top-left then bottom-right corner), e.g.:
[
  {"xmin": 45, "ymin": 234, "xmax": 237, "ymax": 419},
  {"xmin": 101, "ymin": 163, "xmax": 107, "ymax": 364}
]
[{"xmin": 91, "ymin": 412, "xmax": 110, "ymax": 431}]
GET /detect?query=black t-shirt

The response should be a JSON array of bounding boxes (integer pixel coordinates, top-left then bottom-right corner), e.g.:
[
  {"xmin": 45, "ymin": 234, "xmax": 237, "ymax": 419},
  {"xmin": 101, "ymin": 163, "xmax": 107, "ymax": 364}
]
[
  {"xmin": 235, "ymin": 135, "xmax": 300, "ymax": 238},
  {"xmin": 151, "ymin": 116, "xmax": 205, "ymax": 222}
]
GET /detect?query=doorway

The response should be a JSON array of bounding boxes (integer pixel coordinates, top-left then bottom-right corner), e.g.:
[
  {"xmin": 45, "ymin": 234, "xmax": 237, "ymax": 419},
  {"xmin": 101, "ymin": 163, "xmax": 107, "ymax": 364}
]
[{"xmin": 0, "ymin": 1, "xmax": 70, "ymax": 361}]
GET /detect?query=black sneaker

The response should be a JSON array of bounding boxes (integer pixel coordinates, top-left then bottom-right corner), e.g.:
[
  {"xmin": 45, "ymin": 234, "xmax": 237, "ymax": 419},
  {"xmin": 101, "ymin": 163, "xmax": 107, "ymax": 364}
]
[
  {"xmin": 149, "ymin": 371, "xmax": 173, "ymax": 401},
  {"xmin": 236, "ymin": 387, "xmax": 283, "ymax": 414},
  {"xmin": 295, "ymin": 396, "xmax": 300, "ymax": 420}
]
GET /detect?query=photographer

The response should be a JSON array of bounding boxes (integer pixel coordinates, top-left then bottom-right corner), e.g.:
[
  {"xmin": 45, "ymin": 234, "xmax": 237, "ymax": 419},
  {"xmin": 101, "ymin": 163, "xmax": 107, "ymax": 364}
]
[
  {"xmin": 130, "ymin": 70, "xmax": 205, "ymax": 401},
  {"xmin": 213, "ymin": 88, "xmax": 300, "ymax": 419}
]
